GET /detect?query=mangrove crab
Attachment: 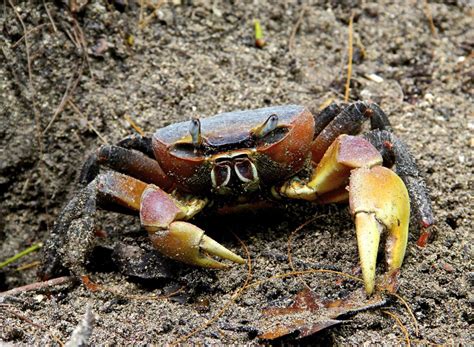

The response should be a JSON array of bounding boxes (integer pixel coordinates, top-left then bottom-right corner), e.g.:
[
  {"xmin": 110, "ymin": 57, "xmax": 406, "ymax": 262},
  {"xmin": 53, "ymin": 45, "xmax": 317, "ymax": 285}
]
[{"xmin": 41, "ymin": 102, "xmax": 434, "ymax": 294}]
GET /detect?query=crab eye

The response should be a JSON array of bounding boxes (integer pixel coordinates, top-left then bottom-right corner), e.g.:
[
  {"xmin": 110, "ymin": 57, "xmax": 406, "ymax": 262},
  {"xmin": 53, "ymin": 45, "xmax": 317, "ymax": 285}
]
[
  {"xmin": 189, "ymin": 117, "xmax": 202, "ymax": 146},
  {"xmin": 252, "ymin": 114, "xmax": 279, "ymax": 138}
]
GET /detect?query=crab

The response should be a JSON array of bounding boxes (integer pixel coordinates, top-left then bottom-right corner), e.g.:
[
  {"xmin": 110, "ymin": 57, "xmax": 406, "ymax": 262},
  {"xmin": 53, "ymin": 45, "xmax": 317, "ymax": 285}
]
[{"xmin": 41, "ymin": 102, "xmax": 433, "ymax": 294}]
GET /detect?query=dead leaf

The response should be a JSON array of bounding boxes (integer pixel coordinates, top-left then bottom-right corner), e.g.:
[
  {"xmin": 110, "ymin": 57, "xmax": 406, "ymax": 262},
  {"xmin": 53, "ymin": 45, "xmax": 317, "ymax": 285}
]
[{"xmin": 258, "ymin": 288, "xmax": 387, "ymax": 340}]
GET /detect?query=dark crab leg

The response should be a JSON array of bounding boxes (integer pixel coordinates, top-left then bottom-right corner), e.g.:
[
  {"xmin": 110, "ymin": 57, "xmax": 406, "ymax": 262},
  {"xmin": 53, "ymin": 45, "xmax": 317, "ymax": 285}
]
[
  {"xmin": 80, "ymin": 134, "xmax": 156, "ymax": 185},
  {"xmin": 95, "ymin": 145, "xmax": 173, "ymax": 190},
  {"xmin": 279, "ymin": 135, "xmax": 410, "ymax": 294},
  {"xmin": 312, "ymin": 102, "xmax": 393, "ymax": 163}
]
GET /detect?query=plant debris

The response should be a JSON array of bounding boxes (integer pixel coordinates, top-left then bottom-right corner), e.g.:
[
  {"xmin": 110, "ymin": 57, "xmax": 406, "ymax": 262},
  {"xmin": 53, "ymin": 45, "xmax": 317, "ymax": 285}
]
[{"xmin": 257, "ymin": 288, "xmax": 387, "ymax": 340}]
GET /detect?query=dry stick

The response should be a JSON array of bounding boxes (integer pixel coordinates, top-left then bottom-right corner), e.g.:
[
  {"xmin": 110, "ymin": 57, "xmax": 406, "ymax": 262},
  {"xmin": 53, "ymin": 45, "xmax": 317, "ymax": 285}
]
[
  {"xmin": 344, "ymin": 13, "xmax": 354, "ymax": 103},
  {"xmin": 0, "ymin": 276, "xmax": 74, "ymax": 297},
  {"xmin": 11, "ymin": 23, "xmax": 50, "ymax": 48},
  {"xmin": 83, "ymin": 277, "xmax": 185, "ymax": 301},
  {"xmin": 319, "ymin": 97, "xmax": 336, "ymax": 111},
  {"xmin": 64, "ymin": 26, "xmax": 81, "ymax": 50},
  {"xmin": 60, "ymin": 12, "xmax": 90, "ymax": 78},
  {"xmin": 139, "ymin": 0, "xmax": 145, "ymax": 25},
  {"xmin": 16, "ymin": 260, "xmax": 41, "ymax": 272},
  {"xmin": 68, "ymin": 100, "xmax": 108, "ymax": 144},
  {"xmin": 43, "ymin": 63, "xmax": 84, "ymax": 135},
  {"xmin": 422, "ymin": 0, "xmax": 438, "ymax": 38},
  {"xmin": 172, "ymin": 236, "xmax": 253, "ymax": 346},
  {"xmin": 1, "ymin": 306, "xmax": 65, "ymax": 346},
  {"xmin": 389, "ymin": 291, "xmax": 419, "ymax": 337},
  {"xmin": 43, "ymin": 0, "xmax": 58, "ymax": 33},
  {"xmin": 287, "ymin": 216, "xmax": 322, "ymax": 291},
  {"xmin": 383, "ymin": 310, "xmax": 411, "ymax": 346},
  {"xmin": 124, "ymin": 114, "xmax": 145, "ymax": 136},
  {"xmin": 245, "ymin": 268, "xmax": 363, "ymax": 291},
  {"xmin": 288, "ymin": 5, "xmax": 306, "ymax": 53}
]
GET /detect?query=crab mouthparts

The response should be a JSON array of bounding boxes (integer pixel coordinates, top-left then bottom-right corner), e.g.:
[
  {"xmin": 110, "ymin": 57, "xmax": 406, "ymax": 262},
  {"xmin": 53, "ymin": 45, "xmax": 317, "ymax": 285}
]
[{"xmin": 211, "ymin": 157, "xmax": 259, "ymax": 193}]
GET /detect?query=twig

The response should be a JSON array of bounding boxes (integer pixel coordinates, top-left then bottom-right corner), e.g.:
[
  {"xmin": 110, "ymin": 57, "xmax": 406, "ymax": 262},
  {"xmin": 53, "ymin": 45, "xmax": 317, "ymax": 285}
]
[
  {"xmin": 383, "ymin": 310, "xmax": 411, "ymax": 346},
  {"xmin": 319, "ymin": 97, "xmax": 336, "ymax": 110},
  {"xmin": 71, "ymin": 15, "xmax": 93, "ymax": 78},
  {"xmin": 389, "ymin": 291, "xmax": 420, "ymax": 337},
  {"xmin": 344, "ymin": 12, "xmax": 354, "ymax": 102},
  {"xmin": 43, "ymin": 63, "xmax": 84, "ymax": 135},
  {"xmin": 0, "ymin": 276, "xmax": 74, "ymax": 297},
  {"xmin": 81, "ymin": 275, "xmax": 185, "ymax": 301},
  {"xmin": 8, "ymin": 0, "xmax": 33, "ymax": 87},
  {"xmin": 422, "ymin": 0, "xmax": 438, "ymax": 38},
  {"xmin": 139, "ymin": 0, "xmax": 145, "ymax": 25},
  {"xmin": 245, "ymin": 268, "xmax": 363, "ymax": 291},
  {"xmin": 65, "ymin": 305, "xmax": 94, "ymax": 347},
  {"xmin": 288, "ymin": 5, "xmax": 306, "ymax": 53},
  {"xmin": 16, "ymin": 260, "xmax": 41, "ymax": 272},
  {"xmin": 11, "ymin": 23, "xmax": 50, "ymax": 48},
  {"xmin": 0, "ymin": 243, "xmax": 43, "ymax": 270},
  {"xmin": 68, "ymin": 100, "xmax": 108, "ymax": 144},
  {"xmin": 1, "ymin": 306, "xmax": 64, "ymax": 346},
  {"xmin": 43, "ymin": 0, "xmax": 58, "ymax": 32},
  {"xmin": 124, "ymin": 114, "xmax": 145, "ymax": 136},
  {"xmin": 287, "ymin": 216, "xmax": 322, "ymax": 291}
]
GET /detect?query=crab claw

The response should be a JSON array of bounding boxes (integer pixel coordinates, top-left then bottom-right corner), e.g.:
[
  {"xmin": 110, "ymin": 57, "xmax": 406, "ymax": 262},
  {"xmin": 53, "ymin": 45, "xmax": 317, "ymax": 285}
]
[
  {"xmin": 349, "ymin": 166, "xmax": 410, "ymax": 294},
  {"xmin": 148, "ymin": 221, "xmax": 245, "ymax": 268},
  {"xmin": 140, "ymin": 185, "xmax": 244, "ymax": 268}
]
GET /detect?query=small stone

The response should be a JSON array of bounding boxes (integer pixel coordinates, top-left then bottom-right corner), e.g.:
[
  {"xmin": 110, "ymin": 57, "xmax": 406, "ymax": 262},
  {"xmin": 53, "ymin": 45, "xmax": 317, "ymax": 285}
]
[
  {"xmin": 440, "ymin": 262, "xmax": 454, "ymax": 273},
  {"xmin": 34, "ymin": 294, "xmax": 45, "ymax": 302},
  {"xmin": 365, "ymin": 73, "xmax": 384, "ymax": 83}
]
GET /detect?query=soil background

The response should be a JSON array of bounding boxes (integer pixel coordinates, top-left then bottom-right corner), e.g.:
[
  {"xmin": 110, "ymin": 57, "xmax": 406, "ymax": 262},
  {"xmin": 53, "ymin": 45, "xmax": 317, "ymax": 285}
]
[{"xmin": 0, "ymin": 0, "xmax": 472, "ymax": 345}]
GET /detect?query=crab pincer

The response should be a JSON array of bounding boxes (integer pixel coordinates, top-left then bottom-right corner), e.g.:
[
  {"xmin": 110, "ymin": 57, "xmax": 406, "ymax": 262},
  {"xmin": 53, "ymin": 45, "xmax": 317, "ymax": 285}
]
[
  {"xmin": 280, "ymin": 135, "xmax": 410, "ymax": 294},
  {"xmin": 349, "ymin": 166, "xmax": 410, "ymax": 294},
  {"xmin": 140, "ymin": 186, "xmax": 245, "ymax": 268}
]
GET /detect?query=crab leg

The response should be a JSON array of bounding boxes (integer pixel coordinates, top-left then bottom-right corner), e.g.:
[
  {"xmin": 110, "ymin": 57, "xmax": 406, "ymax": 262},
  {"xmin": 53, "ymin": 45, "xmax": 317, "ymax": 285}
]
[
  {"xmin": 80, "ymin": 134, "xmax": 153, "ymax": 184},
  {"xmin": 312, "ymin": 102, "xmax": 394, "ymax": 163},
  {"xmin": 81, "ymin": 144, "xmax": 174, "ymax": 192},
  {"xmin": 96, "ymin": 172, "xmax": 244, "ymax": 267}
]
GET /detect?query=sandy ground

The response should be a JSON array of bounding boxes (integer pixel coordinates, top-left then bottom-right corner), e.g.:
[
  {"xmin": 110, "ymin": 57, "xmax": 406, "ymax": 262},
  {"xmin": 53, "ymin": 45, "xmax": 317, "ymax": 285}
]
[{"xmin": 1, "ymin": 0, "xmax": 473, "ymax": 345}]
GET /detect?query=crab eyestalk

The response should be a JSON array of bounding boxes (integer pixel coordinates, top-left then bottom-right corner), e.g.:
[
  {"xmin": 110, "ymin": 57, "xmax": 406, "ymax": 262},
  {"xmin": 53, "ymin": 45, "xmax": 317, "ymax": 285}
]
[
  {"xmin": 189, "ymin": 117, "xmax": 203, "ymax": 147},
  {"xmin": 251, "ymin": 113, "xmax": 279, "ymax": 138}
]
